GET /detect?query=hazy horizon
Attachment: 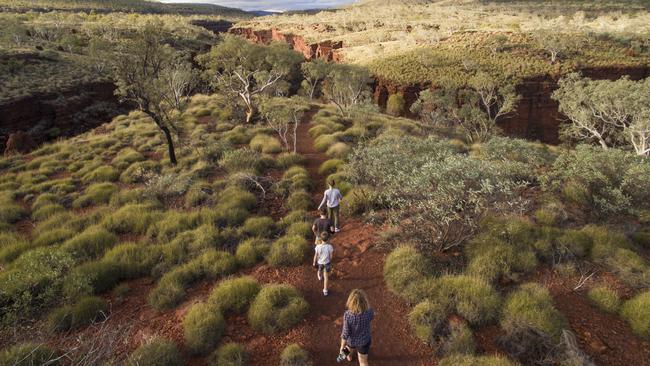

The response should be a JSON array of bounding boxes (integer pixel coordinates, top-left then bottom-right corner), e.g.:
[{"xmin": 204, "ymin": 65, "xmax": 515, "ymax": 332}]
[{"xmin": 157, "ymin": 0, "xmax": 357, "ymax": 12}]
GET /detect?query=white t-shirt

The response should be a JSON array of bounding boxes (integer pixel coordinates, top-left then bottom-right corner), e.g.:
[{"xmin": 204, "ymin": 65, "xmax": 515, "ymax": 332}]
[
  {"xmin": 315, "ymin": 243, "xmax": 334, "ymax": 265},
  {"xmin": 319, "ymin": 188, "xmax": 342, "ymax": 209}
]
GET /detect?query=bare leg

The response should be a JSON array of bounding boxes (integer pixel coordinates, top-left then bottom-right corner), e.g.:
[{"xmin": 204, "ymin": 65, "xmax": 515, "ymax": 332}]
[
  {"xmin": 358, "ymin": 353, "xmax": 369, "ymax": 366},
  {"xmin": 323, "ymin": 270, "xmax": 329, "ymax": 291}
]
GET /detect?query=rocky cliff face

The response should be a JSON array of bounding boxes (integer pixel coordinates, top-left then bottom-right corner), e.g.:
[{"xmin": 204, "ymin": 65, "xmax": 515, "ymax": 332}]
[
  {"xmin": 1, "ymin": 82, "xmax": 128, "ymax": 154},
  {"xmin": 229, "ymin": 27, "xmax": 343, "ymax": 61}
]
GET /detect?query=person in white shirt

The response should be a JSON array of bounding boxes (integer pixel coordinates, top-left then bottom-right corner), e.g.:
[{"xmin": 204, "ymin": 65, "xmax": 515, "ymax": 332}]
[
  {"xmin": 313, "ymin": 231, "xmax": 334, "ymax": 296},
  {"xmin": 318, "ymin": 180, "xmax": 343, "ymax": 232}
]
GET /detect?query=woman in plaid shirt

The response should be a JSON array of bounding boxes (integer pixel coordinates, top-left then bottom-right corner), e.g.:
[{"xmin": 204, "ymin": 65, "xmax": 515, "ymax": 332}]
[{"xmin": 340, "ymin": 289, "xmax": 374, "ymax": 365}]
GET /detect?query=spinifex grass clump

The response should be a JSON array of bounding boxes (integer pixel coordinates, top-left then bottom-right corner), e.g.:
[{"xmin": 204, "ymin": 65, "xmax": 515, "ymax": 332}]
[
  {"xmin": 248, "ymin": 284, "xmax": 309, "ymax": 334},
  {"xmin": 127, "ymin": 338, "xmax": 183, "ymax": 366},
  {"xmin": 267, "ymin": 235, "xmax": 310, "ymax": 267},
  {"xmin": 208, "ymin": 276, "xmax": 261, "ymax": 313},
  {"xmin": 620, "ymin": 290, "xmax": 650, "ymax": 339},
  {"xmin": 183, "ymin": 302, "xmax": 225, "ymax": 355}
]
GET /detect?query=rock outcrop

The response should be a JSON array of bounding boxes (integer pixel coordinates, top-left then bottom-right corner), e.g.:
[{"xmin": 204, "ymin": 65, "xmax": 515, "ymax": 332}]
[
  {"xmin": 0, "ymin": 82, "xmax": 128, "ymax": 153},
  {"xmin": 230, "ymin": 27, "xmax": 343, "ymax": 61}
]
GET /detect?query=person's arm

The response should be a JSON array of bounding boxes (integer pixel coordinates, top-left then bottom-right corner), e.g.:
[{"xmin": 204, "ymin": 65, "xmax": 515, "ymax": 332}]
[
  {"xmin": 313, "ymin": 247, "xmax": 318, "ymax": 267},
  {"xmin": 340, "ymin": 313, "xmax": 349, "ymax": 352},
  {"xmin": 318, "ymin": 191, "xmax": 327, "ymax": 210},
  {"xmin": 340, "ymin": 338, "xmax": 348, "ymax": 353},
  {"xmin": 312, "ymin": 223, "xmax": 317, "ymax": 235}
]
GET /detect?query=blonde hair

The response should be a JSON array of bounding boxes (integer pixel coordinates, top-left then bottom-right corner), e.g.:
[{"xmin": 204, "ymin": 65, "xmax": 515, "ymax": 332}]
[
  {"xmin": 346, "ymin": 289, "xmax": 370, "ymax": 314},
  {"xmin": 315, "ymin": 238, "xmax": 324, "ymax": 245}
]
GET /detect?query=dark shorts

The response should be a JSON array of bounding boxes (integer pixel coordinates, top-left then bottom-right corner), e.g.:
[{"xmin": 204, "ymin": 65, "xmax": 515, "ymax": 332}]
[
  {"xmin": 318, "ymin": 263, "xmax": 331, "ymax": 273},
  {"xmin": 353, "ymin": 340, "xmax": 371, "ymax": 355}
]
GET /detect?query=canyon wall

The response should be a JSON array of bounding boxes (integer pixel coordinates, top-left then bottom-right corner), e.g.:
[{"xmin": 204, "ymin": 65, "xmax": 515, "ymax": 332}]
[
  {"xmin": 1, "ymin": 82, "xmax": 128, "ymax": 154},
  {"xmin": 229, "ymin": 27, "xmax": 343, "ymax": 61}
]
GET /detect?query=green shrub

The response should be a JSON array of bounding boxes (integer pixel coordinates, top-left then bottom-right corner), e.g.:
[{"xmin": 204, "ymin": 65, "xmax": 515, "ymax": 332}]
[
  {"xmin": 120, "ymin": 161, "xmax": 161, "ymax": 184},
  {"xmin": 250, "ymin": 134, "xmax": 283, "ymax": 153},
  {"xmin": 209, "ymin": 276, "xmax": 261, "ymax": 313},
  {"xmin": 183, "ymin": 302, "xmax": 225, "ymax": 355},
  {"xmin": 224, "ymin": 126, "xmax": 253, "ymax": 145},
  {"xmin": 433, "ymin": 275, "xmax": 501, "ymax": 325},
  {"xmin": 0, "ymin": 201, "xmax": 26, "ymax": 224},
  {"xmin": 31, "ymin": 193, "xmax": 59, "ymax": 211},
  {"xmin": 620, "ymin": 290, "xmax": 650, "ymax": 339},
  {"xmin": 386, "ymin": 93, "xmax": 406, "ymax": 116},
  {"xmin": 73, "ymin": 182, "xmax": 118, "ymax": 208},
  {"xmin": 342, "ymin": 186, "xmax": 380, "ymax": 216},
  {"xmin": 279, "ymin": 344, "xmax": 312, "ymax": 366},
  {"xmin": 217, "ymin": 186, "xmax": 257, "ymax": 212},
  {"xmin": 200, "ymin": 250, "xmax": 237, "ymax": 279},
  {"xmin": 286, "ymin": 221, "xmax": 312, "ymax": 239},
  {"xmin": 47, "ymin": 296, "xmax": 108, "ymax": 332},
  {"xmin": 32, "ymin": 227, "xmax": 76, "ymax": 248},
  {"xmin": 314, "ymin": 134, "xmax": 338, "ymax": 152},
  {"xmin": 112, "ymin": 148, "xmax": 145, "ymax": 169},
  {"xmin": 63, "ymin": 260, "xmax": 123, "ymax": 299},
  {"xmin": 0, "ymin": 342, "xmax": 58, "ymax": 366},
  {"xmin": 147, "ymin": 210, "xmax": 202, "ymax": 242},
  {"xmin": 185, "ymin": 182, "xmax": 211, "ymax": 208},
  {"xmin": 127, "ymin": 338, "xmax": 184, "ymax": 366},
  {"xmin": 210, "ymin": 343, "xmax": 247, "ymax": 366},
  {"xmin": 587, "ymin": 286, "xmax": 620, "ymax": 313},
  {"xmin": 501, "ymin": 283, "xmax": 567, "ymax": 341},
  {"xmin": 318, "ymin": 159, "xmax": 345, "ymax": 176},
  {"xmin": 440, "ymin": 323, "xmax": 476, "ymax": 357},
  {"xmin": 309, "ymin": 124, "xmax": 332, "ymax": 138},
  {"xmin": 219, "ymin": 148, "xmax": 261, "ymax": 174},
  {"xmin": 287, "ymin": 190, "xmax": 312, "ymax": 211},
  {"xmin": 279, "ymin": 210, "xmax": 308, "ymax": 228},
  {"xmin": 61, "ymin": 226, "xmax": 118, "ymax": 261},
  {"xmin": 408, "ymin": 300, "xmax": 450, "ymax": 344},
  {"xmin": 632, "ymin": 230, "xmax": 650, "ymax": 249},
  {"xmin": 325, "ymin": 142, "xmax": 351, "ymax": 158},
  {"xmin": 81, "ymin": 166, "xmax": 120, "ymax": 183},
  {"xmin": 32, "ymin": 203, "xmax": 65, "ymax": 221},
  {"xmin": 0, "ymin": 233, "xmax": 30, "ymax": 263},
  {"xmin": 102, "ymin": 204, "xmax": 160, "ymax": 234},
  {"xmin": 248, "ymin": 284, "xmax": 309, "ymax": 334},
  {"xmin": 235, "ymin": 238, "xmax": 271, "ymax": 267},
  {"xmin": 534, "ymin": 201, "xmax": 567, "ymax": 226},
  {"xmin": 239, "ymin": 216, "xmax": 276, "ymax": 238},
  {"xmin": 103, "ymin": 243, "xmax": 160, "ymax": 278},
  {"xmin": 276, "ymin": 153, "xmax": 305, "ymax": 168},
  {"xmin": 562, "ymin": 180, "xmax": 592, "ymax": 207},
  {"xmin": 267, "ymin": 235, "xmax": 310, "ymax": 267},
  {"xmin": 384, "ymin": 246, "xmax": 432, "ymax": 303},
  {"xmin": 438, "ymin": 354, "xmax": 517, "ymax": 366}
]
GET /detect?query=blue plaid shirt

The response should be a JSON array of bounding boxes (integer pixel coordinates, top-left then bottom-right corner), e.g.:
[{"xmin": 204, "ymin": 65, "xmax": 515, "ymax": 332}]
[{"xmin": 341, "ymin": 309, "xmax": 374, "ymax": 348}]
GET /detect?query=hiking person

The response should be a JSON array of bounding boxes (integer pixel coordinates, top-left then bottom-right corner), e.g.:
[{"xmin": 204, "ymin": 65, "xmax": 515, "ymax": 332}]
[
  {"xmin": 312, "ymin": 207, "xmax": 334, "ymax": 244},
  {"xmin": 313, "ymin": 231, "xmax": 334, "ymax": 296},
  {"xmin": 339, "ymin": 289, "xmax": 374, "ymax": 365},
  {"xmin": 318, "ymin": 179, "xmax": 343, "ymax": 232}
]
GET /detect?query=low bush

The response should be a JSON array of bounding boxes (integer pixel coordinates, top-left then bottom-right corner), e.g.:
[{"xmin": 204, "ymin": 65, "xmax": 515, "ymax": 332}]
[
  {"xmin": 0, "ymin": 342, "xmax": 59, "ymax": 366},
  {"xmin": 31, "ymin": 193, "xmax": 59, "ymax": 211},
  {"xmin": 501, "ymin": 283, "xmax": 567, "ymax": 341},
  {"xmin": 200, "ymin": 250, "xmax": 238, "ymax": 279},
  {"xmin": 127, "ymin": 338, "xmax": 184, "ymax": 366},
  {"xmin": 0, "ymin": 233, "xmax": 30, "ymax": 263},
  {"xmin": 325, "ymin": 142, "xmax": 351, "ymax": 158},
  {"xmin": 120, "ymin": 161, "xmax": 162, "ymax": 184},
  {"xmin": 81, "ymin": 166, "xmax": 119, "ymax": 183},
  {"xmin": 632, "ymin": 230, "xmax": 650, "ymax": 250},
  {"xmin": 286, "ymin": 221, "xmax": 312, "ymax": 239},
  {"xmin": 534, "ymin": 201, "xmax": 567, "ymax": 226},
  {"xmin": 103, "ymin": 243, "xmax": 160, "ymax": 278},
  {"xmin": 102, "ymin": 204, "xmax": 160, "ymax": 235},
  {"xmin": 63, "ymin": 260, "xmax": 123, "ymax": 299},
  {"xmin": 287, "ymin": 190, "xmax": 312, "ymax": 211},
  {"xmin": 386, "ymin": 93, "xmax": 406, "ymax": 116},
  {"xmin": 342, "ymin": 186, "xmax": 381, "ymax": 216},
  {"xmin": 216, "ymin": 186, "xmax": 257, "ymax": 212},
  {"xmin": 250, "ymin": 134, "xmax": 283, "ymax": 153},
  {"xmin": 620, "ymin": 290, "xmax": 650, "ymax": 339},
  {"xmin": 147, "ymin": 210, "xmax": 202, "ymax": 242},
  {"xmin": 224, "ymin": 126, "xmax": 253, "ymax": 145},
  {"xmin": 248, "ymin": 284, "xmax": 309, "ymax": 334},
  {"xmin": 434, "ymin": 275, "xmax": 502, "ymax": 325},
  {"xmin": 318, "ymin": 159, "xmax": 345, "ymax": 176},
  {"xmin": 239, "ymin": 216, "xmax": 276, "ymax": 238},
  {"xmin": 0, "ymin": 201, "xmax": 26, "ymax": 224},
  {"xmin": 408, "ymin": 300, "xmax": 450, "ymax": 344},
  {"xmin": 267, "ymin": 235, "xmax": 310, "ymax": 267},
  {"xmin": 47, "ymin": 296, "xmax": 108, "ymax": 333},
  {"xmin": 209, "ymin": 276, "xmax": 261, "ymax": 313},
  {"xmin": 438, "ymin": 354, "xmax": 517, "ymax": 366},
  {"xmin": 210, "ymin": 343, "xmax": 248, "ymax": 366},
  {"xmin": 235, "ymin": 238, "xmax": 271, "ymax": 267},
  {"xmin": 32, "ymin": 203, "xmax": 65, "ymax": 221},
  {"xmin": 440, "ymin": 322, "xmax": 476, "ymax": 357},
  {"xmin": 587, "ymin": 286, "xmax": 620, "ymax": 313},
  {"xmin": 314, "ymin": 134, "xmax": 338, "ymax": 152},
  {"xmin": 73, "ymin": 182, "xmax": 118, "ymax": 208},
  {"xmin": 279, "ymin": 210, "xmax": 308, "ymax": 229},
  {"xmin": 219, "ymin": 149, "xmax": 261, "ymax": 174},
  {"xmin": 279, "ymin": 344, "xmax": 312, "ymax": 366},
  {"xmin": 384, "ymin": 246, "xmax": 433, "ymax": 303},
  {"xmin": 276, "ymin": 153, "xmax": 305, "ymax": 168},
  {"xmin": 112, "ymin": 148, "xmax": 145, "ymax": 169},
  {"xmin": 183, "ymin": 302, "xmax": 225, "ymax": 355},
  {"xmin": 61, "ymin": 226, "xmax": 118, "ymax": 262}
]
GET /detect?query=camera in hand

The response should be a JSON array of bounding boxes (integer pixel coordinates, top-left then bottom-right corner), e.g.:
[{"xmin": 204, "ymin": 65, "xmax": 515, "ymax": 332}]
[{"xmin": 336, "ymin": 347, "xmax": 350, "ymax": 362}]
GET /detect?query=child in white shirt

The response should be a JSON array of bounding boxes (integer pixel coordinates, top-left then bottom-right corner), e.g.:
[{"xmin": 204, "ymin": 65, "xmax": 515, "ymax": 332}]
[{"xmin": 313, "ymin": 231, "xmax": 334, "ymax": 296}]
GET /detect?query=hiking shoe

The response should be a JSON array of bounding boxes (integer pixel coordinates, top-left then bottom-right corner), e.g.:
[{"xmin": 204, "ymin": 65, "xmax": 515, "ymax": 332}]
[
  {"xmin": 323, "ymin": 289, "xmax": 328, "ymax": 296},
  {"xmin": 335, "ymin": 228, "xmax": 341, "ymax": 233},
  {"xmin": 317, "ymin": 270, "xmax": 322, "ymax": 281}
]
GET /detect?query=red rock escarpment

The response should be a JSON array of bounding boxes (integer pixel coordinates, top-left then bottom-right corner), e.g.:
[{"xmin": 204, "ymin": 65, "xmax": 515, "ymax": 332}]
[
  {"xmin": 374, "ymin": 65, "xmax": 650, "ymax": 144},
  {"xmin": 1, "ymin": 82, "xmax": 128, "ymax": 154},
  {"xmin": 230, "ymin": 27, "xmax": 343, "ymax": 61}
]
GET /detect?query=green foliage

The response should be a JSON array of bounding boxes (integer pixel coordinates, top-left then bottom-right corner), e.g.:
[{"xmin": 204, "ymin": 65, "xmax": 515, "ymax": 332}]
[
  {"xmin": 250, "ymin": 134, "xmax": 283, "ymax": 153},
  {"xmin": 275, "ymin": 153, "xmax": 306, "ymax": 169},
  {"xmin": 534, "ymin": 201, "xmax": 567, "ymax": 226},
  {"xmin": 239, "ymin": 216, "xmax": 276, "ymax": 238},
  {"xmin": 587, "ymin": 286, "xmax": 620, "ymax": 313},
  {"xmin": 210, "ymin": 343, "xmax": 248, "ymax": 366},
  {"xmin": 408, "ymin": 300, "xmax": 450, "ymax": 344},
  {"xmin": 61, "ymin": 226, "xmax": 118, "ymax": 262},
  {"xmin": 208, "ymin": 276, "xmax": 261, "ymax": 313},
  {"xmin": 322, "ymin": 63, "xmax": 373, "ymax": 116},
  {"xmin": 0, "ymin": 232, "xmax": 30, "ymax": 263},
  {"xmin": 235, "ymin": 238, "xmax": 271, "ymax": 267},
  {"xmin": 384, "ymin": 246, "xmax": 433, "ymax": 303},
  {"xmin": 318, "ymin": 159, "xmax": 344, "ymax": 176},
  {"xmin": 0, "ymin": 195, "xmax": 26, "ymax": 224},
  {"xmin": 440, "ymin": 323, "xmax": 476, "ymax": 357},
  {"xmin": 0, "ymin": 342, "xmax": 58, "ymax": 366},
  {"xmin": 81, "ymin": 165, "xmax": 119, "ymax": 184},
  {"xmin": 103, "ymin": 243, "xmax": 160, "ymax": 278},
  {"xmin": 287, "ymin": 190, "xmax": 312, "ymax": 211},
  {"xmin": 620, "ymin": 290, "xmax": 650, "ymax": 339},
  {"xmin": 73, "ymin": 182, "xmax": 118, "ymax": 208},
  {"xmin": 248, "ymin": 284, "xmax": 309, "ymax": 334},
  {"xmin": 102, "ymin": 203, "xmax": 160, "ymax": 234},
  {"xmin": 432, "ymin": 275, "xmax": 502, "ymax": 325},
  {"xmin": 219, "ymin": 148, "xmax": 262, "ymax": 174},
  {"xmin": 386, "ymin": 93, "xmax": 405, "ymax": 116},
  {"xmin": 127, "ymin": 338, "xmax": 184, "ymax": 366},
  {"xmin": 438, "ymin": 354, "xmax": 517, "ymax": 366},
  {"xmin": 32, "ymin": 202, "xmax": 65, "ymax": 222},
  {"xmin": 47, "ymin": 296, "xmax": 107, "ymax": 333},
  {"xmin": 112, "ymin": 148, "xmax": 145, "ymax": 169},
  {"xmin": 63, "ymin": 260, "xmax": 123, "ymax": 299},
  {"xmin": 267, "ymin": 235, "xmax": 310, "ymax": 267},
  {"xmin": 473, "ymin": 137, "xmax": 555, "ymax": 181},
  {"xmin": 501, "ymin": 283, "xmax": 567, "ymax": 341},
  {"xmin": 286, "ymin": 221, "xmax": 312, "ymax": 239},
  {"xmin": 183, "ymin": 302, "xmax": 225, "ymax": 355},
  {"xmin": 120, "ymin": 161, "xmax": 162, "ymax": 184},
  {"xmin": 314, "ymin": 134, "xmax": 338, "ymax": 152},
  {"xmin": 147, "ymin": 210, "xmax": 202, "ymax": 242},
  {"xmin": 279, "ymin": 344, "xmax": 312, "ymax": 366}
]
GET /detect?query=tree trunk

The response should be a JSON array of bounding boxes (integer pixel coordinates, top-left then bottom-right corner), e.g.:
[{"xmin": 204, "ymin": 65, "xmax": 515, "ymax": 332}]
[
  {"xmin": 245, "ymin": 105, "xmax": 255, "ymax": 124},
  {"xmin": 161, "ymin": 125, "xmax": 178, "ymax": 165}
]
